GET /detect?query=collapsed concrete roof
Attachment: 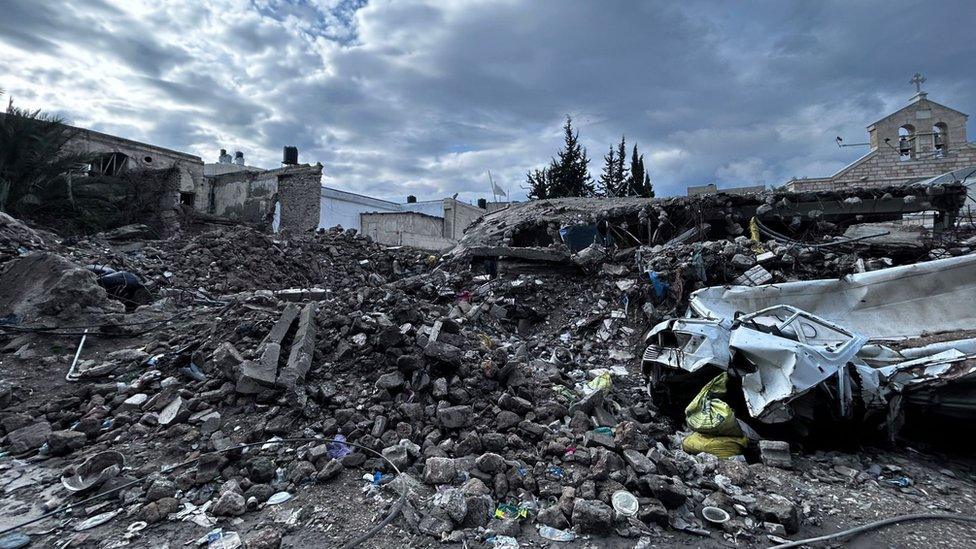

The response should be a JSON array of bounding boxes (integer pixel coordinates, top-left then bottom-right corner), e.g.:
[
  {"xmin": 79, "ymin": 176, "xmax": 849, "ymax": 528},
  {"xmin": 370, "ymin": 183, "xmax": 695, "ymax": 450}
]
[{"xmin": 450, "ymin": 183, "xmax": 968, "ymax": 262}]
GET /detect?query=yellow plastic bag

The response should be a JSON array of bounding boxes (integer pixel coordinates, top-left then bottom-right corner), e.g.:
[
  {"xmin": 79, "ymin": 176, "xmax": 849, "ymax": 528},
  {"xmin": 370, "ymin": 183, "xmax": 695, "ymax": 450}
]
[
  {"xmin": 681, "ymin": 432, "xmax": 748, "ymax": 458},
  {"xmin": 749, "ymin": 217, "xmax": 766, "ymax": 253},
  {"xmin": 586, "ymin": 372, "xmax": 612, "ymax": 394},
  {"xmin": 684, "ymin": 373, "xmax": 742, "ymax": 437}
]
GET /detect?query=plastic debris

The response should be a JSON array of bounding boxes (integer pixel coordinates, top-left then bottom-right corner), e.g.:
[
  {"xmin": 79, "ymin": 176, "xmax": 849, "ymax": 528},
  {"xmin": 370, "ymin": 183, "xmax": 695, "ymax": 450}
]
[
  {"xmin": 886, "ymin": 477, "xmax": 913, "ymax": 488},
  {"xmin": 179, "ymin": 361, "xmax": 207, "ymax": 382},
  {"xmin": 61, "ymin": 451, "xmax": 125, "ymax": 492},
  {"xmin": 647, "ymin": 270, "xmax": 668, "ymax": 300},
  {"xmin": 494, "ymin": 503, "xmax": 529, "ymax": 520},
  {"xmin": 701, "ymin": 506, "xmax": 730, "ymax": 525},
  {"xmin": 74, "ymin": 509, "xmax": 122, "ymax": 531},
  {"xmin": 611, "ymin": 490, "xmax": 639, "ymax": 517},
  {"xmin": 488, "ymin": 535, "xmax": 519, "ymax": 549},
  {"xmin": 326, "ymin": 434, "xmax": 352, "ymax": 459},
  {"xmin": 266, "ymin": 492, "xmax": 292, "ymax": 505},
  {"xmin": 205, "ymin": 529, "xmax": 242, "ymax": 549},
  {"xmin": 538, "ymin": 525, "xmax": 576, "ymax": 541}
]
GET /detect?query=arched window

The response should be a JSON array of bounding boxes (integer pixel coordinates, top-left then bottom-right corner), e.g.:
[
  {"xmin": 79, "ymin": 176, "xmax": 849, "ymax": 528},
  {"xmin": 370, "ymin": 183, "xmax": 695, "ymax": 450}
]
[
  {"xmin": 933, "ymin": 122, "xmax": 948, "ymax": 157},
  {"xmin": 898, "ymin": 124, "xmax": 916, "ymax": 161}
]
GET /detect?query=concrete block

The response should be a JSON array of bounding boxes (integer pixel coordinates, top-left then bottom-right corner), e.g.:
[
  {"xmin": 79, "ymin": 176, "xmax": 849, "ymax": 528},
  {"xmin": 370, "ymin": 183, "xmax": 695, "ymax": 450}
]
[{"xmin": 277, "ymin": 303, "xmax": 316, "ymax": 390}]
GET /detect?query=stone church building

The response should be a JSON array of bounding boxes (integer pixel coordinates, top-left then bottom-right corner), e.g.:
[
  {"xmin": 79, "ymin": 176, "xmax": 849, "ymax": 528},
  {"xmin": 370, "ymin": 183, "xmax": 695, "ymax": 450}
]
[{"xmin": 784, "ymin": 81, "xmax": 976, "ymax": 192}]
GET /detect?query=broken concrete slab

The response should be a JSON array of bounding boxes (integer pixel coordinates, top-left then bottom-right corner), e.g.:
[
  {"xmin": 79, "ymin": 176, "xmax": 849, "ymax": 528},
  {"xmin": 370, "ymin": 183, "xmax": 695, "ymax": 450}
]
[
  {"xmin": 759, "ymin": 440, "xmax": 793, "ymax": 469},
  {"xmin": 277, "ymin": 303, "xmax": 317, "ymax": 391},
  {"xmin": 264, "ymin": 304, "xmax": 301, "ymax": 346}
]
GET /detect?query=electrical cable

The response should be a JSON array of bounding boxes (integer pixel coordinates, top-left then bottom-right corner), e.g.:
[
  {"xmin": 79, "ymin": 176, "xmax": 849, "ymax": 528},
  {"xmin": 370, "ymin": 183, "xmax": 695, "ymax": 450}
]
[
  {"xmin": 753, "ymin": 217, "xmax": 889, "ymax": 248},
  {"xmin": 0, "ymin": 437, "xmax": 407, "ymax": 549},
  {"xmin": 768, "ymin": 512, "xmax": 976, "ymax": 548}
]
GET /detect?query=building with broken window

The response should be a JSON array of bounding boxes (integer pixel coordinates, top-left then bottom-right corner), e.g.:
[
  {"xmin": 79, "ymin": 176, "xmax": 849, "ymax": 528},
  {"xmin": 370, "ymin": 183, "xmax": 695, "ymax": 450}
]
[
  {"xmin": 59, "ymin": 124, "xmax": 206, "ymax": 207},
  {"xmin": 39, "ymin": 123, "xmax": 324, "ymax": 235}
]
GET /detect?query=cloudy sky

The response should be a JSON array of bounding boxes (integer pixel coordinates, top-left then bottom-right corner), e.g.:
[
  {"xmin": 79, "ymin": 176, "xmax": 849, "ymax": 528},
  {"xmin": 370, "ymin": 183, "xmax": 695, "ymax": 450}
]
[{"xmin": 2, "ymin": 0, "xmax": 974, "ymax": 202}]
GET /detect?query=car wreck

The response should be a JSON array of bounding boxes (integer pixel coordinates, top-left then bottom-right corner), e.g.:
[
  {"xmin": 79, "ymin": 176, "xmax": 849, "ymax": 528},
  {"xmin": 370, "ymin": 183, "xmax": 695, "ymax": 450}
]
[{"xmin": 643, "ymin": 255, "xmax": 976, "ymax": 443}]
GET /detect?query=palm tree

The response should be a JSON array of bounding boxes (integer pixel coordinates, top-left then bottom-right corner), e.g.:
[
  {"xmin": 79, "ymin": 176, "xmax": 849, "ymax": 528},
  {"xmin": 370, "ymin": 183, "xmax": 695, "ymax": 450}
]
[{"xmin": 0, "ymin": 91, "xmax": 93, "ymax": 212}]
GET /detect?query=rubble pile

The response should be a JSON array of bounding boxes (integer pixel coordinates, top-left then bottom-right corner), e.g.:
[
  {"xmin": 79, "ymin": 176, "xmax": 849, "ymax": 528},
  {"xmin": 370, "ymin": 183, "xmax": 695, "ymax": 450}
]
[
  {"xmin": 58, "ymin": 225, "xmax": 430, "ymax": 296},
  {"xmin": 2, "ymin": 193, "xmax": 976, "ymax": 549},
  {"xmin": 0, "ymin": 212, "xmax": 46, "ymax": 263}
]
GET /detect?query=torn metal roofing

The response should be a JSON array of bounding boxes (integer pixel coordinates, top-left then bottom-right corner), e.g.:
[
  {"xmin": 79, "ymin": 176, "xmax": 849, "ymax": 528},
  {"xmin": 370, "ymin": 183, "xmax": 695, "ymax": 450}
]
[{"xmin": 689, "ymin": 254, "xmax": 976, "ymax": 339}]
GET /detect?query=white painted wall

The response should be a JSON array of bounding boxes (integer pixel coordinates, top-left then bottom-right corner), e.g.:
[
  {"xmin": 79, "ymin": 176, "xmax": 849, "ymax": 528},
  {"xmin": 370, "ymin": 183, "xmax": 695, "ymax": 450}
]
[{"xmin": 319, "ymin": 187, "xmax": 401, "ymax": 231}]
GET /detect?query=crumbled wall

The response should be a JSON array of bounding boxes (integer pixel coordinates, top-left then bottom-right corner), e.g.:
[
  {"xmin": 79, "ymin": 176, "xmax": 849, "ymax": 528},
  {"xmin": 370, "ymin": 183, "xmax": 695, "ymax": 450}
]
[
  {"xmin": 276, "ymin": 164, "xmax": 323, "ymax": 233},
  {"xmin": 205, "ymin": 164, "xmax": 322, "ymax": 233},
  {"xmin": 62, "ymin": 125, "xmax": 205, "ymax": 208},
  {"xmin": 208, "ymin": 171, "xmax": 278, "ymax": 224},
  {"xmin": 38, "ymin": 167, "xmax": 184, "ymax": 236}
]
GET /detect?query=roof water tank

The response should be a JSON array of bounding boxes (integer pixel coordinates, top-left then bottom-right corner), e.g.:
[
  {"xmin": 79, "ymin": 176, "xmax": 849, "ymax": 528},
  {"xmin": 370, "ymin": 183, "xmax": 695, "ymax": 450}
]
[
  {"xmin": 283, "ymin": 146, "xmax": 299, "ymax": 165},
  {"xmin": 407, "ymin": 195, "xmax": 417, "ymax": 203}
]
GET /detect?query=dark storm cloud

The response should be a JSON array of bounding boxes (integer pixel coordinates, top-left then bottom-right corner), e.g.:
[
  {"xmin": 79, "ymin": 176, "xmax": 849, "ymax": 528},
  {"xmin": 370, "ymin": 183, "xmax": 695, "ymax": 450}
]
[
  {"xmin": 2, "ymin": 0, "xmax": 975, "ymax": 200},
  {"xmin": 0, "ymin": 0, "xmax": 189, "ymax": 77}
]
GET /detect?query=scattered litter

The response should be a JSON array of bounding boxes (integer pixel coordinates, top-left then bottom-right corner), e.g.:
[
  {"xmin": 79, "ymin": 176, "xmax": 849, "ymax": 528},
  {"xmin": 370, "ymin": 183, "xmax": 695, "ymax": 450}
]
[
  {"xmin": 701, "ymin": 506, "xmax": 730, "ymax": 525},
  {"xmin": 61, "ymin": 451, "xmax": 124, "ymax": 492},
  {"xmin": 538, "ymin": 525, "xmax": 576, "ymax": 541},
  {"xmin": 204, "ymin": 529, "xmax": 242, "ymax": 549},
  {"xmin": 488, "ymin": 535, "xmax": 519, "ymax": 549},
  {"xmin": 266, "ymin": 492, "xmax": 292, "ymax": 505},
  {"xmin": 74, "ymin": 509, "xmax": 122, "ymax": 531},
  {"xmin": 611, "ymin": 490, "xmax": 639, "ymax": 517},
  {"xmin": 326, "ymin": 435, "xmax": 352, "ymax": 459}
]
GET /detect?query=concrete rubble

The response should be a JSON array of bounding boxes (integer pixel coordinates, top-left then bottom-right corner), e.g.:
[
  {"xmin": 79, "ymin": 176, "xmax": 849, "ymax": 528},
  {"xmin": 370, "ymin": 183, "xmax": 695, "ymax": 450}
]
[{"xmin": 2, "ymin": 185, "xmax": 976, "ymax": 548}]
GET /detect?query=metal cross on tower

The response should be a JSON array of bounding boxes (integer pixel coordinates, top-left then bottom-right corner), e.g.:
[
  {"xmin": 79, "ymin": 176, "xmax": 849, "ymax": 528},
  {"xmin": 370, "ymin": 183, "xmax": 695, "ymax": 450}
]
[{"xmin": 910, "ymin": 73, "xmax": 926, "ymax": 94}]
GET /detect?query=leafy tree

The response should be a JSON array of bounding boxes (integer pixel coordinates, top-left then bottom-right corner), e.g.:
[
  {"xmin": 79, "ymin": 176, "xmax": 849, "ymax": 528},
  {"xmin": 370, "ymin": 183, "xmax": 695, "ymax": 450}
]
[
  {"xmin": 0, "ymin": 92, "xmax": 91, "ymax": 212},
  {"xmin": 524, "ymin": 115, "xmax": 594, "ymax": 199}
]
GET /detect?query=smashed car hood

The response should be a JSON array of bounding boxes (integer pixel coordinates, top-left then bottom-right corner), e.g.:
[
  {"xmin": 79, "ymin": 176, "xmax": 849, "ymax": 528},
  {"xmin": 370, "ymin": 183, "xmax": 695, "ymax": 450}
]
[
  {"xmin": 730, "ymin": 306, "xmax": 868, "ymax": 423},
  {"xmin": 689, "ymin": 254, "xmax": 976, "ymax": 338}
]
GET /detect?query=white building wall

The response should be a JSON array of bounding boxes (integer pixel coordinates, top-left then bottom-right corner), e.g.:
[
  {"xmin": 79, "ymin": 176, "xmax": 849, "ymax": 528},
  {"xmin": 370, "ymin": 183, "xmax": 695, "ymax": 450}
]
[{"xmin": 319, "ymin": 187, "xmax": 401, "ymax": 231}]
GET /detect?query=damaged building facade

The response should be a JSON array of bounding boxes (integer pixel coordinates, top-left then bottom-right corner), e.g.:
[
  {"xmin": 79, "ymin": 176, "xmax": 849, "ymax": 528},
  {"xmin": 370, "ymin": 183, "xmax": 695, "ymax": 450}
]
[
  {"xmin": 61, "ymin": 124, "xmax": 206, "ymax": 207},
  {"xmin": 54, "ymin": 120, "xmax": 325, "ymax": 234},
  {"xmin": 31, "ymin": 116, "xmax": 482, "ymax": 245},
  {"xmin": 204, "ymin": 149, "xmax": 323, "ymax": 233}
]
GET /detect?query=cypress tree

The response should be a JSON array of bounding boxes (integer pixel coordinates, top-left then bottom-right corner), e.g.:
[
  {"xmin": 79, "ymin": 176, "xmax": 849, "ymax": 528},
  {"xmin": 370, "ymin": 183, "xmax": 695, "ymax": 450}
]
[{"xmin": 598, "ymin": 144, "xmax": 618, "ymax": 197}]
